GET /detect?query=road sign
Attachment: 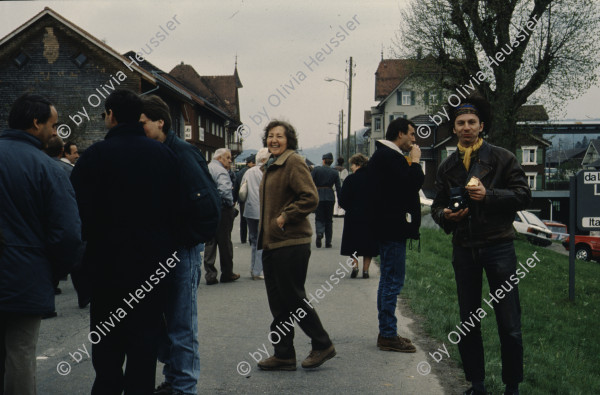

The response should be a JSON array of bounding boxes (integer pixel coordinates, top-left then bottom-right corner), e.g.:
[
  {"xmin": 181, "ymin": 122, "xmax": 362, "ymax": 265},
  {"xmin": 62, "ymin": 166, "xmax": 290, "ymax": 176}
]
[{"xmin": 576, "ymin": 171, "xmax": 600, "ymax": 231}]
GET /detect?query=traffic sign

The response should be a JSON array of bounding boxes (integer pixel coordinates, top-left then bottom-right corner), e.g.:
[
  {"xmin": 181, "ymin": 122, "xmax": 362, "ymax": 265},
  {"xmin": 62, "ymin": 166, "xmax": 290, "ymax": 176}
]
[{"xmin": 576, "ymin": 171, "xmax": 600, "ymax": 231}]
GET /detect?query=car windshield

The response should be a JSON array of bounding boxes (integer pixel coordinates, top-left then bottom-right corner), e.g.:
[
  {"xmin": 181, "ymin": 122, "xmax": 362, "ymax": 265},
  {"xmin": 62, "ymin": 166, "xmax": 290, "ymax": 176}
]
[{"xmin": 521, "ymin": 211, "xmax": 546, "ymax": 227}]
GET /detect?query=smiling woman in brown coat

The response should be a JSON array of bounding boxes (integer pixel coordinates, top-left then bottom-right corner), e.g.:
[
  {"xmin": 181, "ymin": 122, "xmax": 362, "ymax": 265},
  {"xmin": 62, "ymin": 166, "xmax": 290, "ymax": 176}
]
[{"xmin": 256, "ymin": 120, "xmax": 336, "ymax": 372}]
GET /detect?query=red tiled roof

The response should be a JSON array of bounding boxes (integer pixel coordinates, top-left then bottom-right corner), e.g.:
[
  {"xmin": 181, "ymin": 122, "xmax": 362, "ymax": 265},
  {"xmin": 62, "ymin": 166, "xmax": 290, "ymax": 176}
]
[
  {"xmin": 375, "ymin": 57, "xmax": 439, "ymax": 101},
  {"xmin": 169, "ymin": 63, "xmax": 241, "ymax": 119}
]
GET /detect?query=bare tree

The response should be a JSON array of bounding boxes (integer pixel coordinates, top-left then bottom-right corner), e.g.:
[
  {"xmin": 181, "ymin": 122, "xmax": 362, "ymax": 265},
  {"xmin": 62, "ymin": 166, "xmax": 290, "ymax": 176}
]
[{"xmin": 392, "ymin": 0, "xmax": 600, "ymax": 150}]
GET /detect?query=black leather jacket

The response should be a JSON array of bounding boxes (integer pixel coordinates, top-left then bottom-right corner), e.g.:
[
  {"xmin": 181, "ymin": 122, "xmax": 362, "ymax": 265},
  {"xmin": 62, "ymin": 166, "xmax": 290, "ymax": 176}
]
[{"xmin": 432, "ymin": 140, "xmax": 531, "ymax": 248}]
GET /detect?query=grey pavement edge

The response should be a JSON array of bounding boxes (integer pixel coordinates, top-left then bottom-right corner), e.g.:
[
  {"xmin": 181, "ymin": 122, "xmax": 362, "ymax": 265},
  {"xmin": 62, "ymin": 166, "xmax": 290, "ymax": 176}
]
[{"xmin": 36, "ymin": 214, "xmax": 459, "ymax": 394}]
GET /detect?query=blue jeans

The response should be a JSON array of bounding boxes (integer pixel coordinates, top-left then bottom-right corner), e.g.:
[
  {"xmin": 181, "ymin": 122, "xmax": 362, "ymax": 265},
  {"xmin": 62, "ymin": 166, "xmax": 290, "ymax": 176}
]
[
  {"xmin": 158, "ymin": 243, "xmax": 203, "ymax": 395},
  {"xmin": 377, "ymin": 240, "xmax": 407, "ymax": 337},
  {"xmin": 246, "ymin": 218, "xmax": 263, "ymax": 276}
]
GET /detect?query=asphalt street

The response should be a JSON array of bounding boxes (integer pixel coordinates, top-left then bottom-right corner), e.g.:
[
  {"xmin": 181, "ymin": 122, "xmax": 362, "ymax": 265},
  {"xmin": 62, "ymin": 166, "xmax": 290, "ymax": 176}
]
[{"xmin": 36, "ymin": 214, "xmax": 454, "ymax": 394}]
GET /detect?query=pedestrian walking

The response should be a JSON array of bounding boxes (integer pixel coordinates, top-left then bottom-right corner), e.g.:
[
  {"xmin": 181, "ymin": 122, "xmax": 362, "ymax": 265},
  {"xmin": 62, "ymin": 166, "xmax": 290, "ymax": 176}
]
[
  {"xmin": 241, "ymin": 148, "xmax": 270, "ymax": 280},
  {"xmin": 71, "ymin": 89, "xmax": 181, "ymax": 395},
  {"xmin": 431, "ymin": 95, "xmax": 530, "ymax": 395},
  {"xmin": 333, "ymin": 157, "xmax": 348, "ymax": 217},
  {"xmin": 368, "ymin": 117, "xmax": 422, "ymax": 353},
  {"xmin": 234, "ymin": 155, "xmax": 255, "ymax": 244},
  {"xmin": 339, "ymin": 153, "xmax": 379, "ymax": 279},
  {"xmin": 0, "ymin": 94, "xmax": 81, "ymax": 395},
  {"xmin": 311, "ymin": 152, "xmax": 341, "ymax": 248},
  {"xmin": 257, "ymin": 120, "xmax": 336, "ymax": 371}
]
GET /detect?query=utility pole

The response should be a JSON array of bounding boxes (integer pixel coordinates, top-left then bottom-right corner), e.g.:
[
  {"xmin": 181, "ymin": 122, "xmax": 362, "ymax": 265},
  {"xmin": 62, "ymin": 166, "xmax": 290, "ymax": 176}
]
[{"xmin": 346, "ymin": 56, "xmax": 353, "ymax": 170}]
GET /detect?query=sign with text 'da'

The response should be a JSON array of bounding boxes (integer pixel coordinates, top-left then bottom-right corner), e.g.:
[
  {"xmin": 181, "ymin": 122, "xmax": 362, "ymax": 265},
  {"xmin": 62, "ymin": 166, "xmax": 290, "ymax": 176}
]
[{"xmin": 577, "ymin": 171, "xmax": 600, "ymax": 231}]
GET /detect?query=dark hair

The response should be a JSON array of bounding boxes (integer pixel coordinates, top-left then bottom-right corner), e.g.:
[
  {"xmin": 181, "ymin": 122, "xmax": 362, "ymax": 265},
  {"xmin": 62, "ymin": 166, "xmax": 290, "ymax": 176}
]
[
  {"xmin": 262, "ymin": 120, "xmax": 299, "ymax": 151},
  {"xmin": 8, "ymin": 94, "xmax": 53, "ymax": 130},
  {"xmin": 64, "ymin": 141, "xmax": 77, "ymax": 155},
  {"xmin": 337, "ymin": 157, "xmax": 344, "ymax": 166},
  {"xmin": 140, "ymin": 95, "xmax": 172, "ymax": 133},
  {"xmin": 447, "ymin": 93, "xmax": 492, "ymax": 133},
  {"xmin": 385, "ymin": 118, "xmax": 416, "ymax": 141},
  {"xmin": 105, "ymin": 89, "xmax": 142, "ymax": 124},
  {"xmin": 44, "ymin": 136, "xmax": 64, "ymax": 157},
  {"xmin": 349, "ymin": 153, "xmax": 368, "ymax": 168},
  {"xmin": 324, "ymin": 159, "xmax": 333, "ymax": 166}
]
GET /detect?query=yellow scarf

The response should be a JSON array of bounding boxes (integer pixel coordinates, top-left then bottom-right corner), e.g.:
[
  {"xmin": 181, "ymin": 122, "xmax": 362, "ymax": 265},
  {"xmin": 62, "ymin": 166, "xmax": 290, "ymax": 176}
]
[{"xmin": 457, "ymin": 138, "xmax": 483, "ymax": 171}]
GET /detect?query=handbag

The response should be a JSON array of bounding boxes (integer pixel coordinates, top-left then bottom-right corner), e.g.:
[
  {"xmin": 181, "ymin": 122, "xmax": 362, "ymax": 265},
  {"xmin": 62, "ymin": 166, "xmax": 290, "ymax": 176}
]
[{"xmin": 239, "ymin": 179, "xmax": 248, "ymax": 202}]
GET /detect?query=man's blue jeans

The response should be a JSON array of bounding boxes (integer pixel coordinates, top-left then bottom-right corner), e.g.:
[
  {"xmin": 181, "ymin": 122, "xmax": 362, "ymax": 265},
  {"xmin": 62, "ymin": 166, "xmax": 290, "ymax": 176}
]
[
  {"xmin": 377, "ymin": 240, "xmax": 407, "ymax": 337},
  {"xmin": 158, "ymin": 243, "xmax": 203, "ymax": 395}
]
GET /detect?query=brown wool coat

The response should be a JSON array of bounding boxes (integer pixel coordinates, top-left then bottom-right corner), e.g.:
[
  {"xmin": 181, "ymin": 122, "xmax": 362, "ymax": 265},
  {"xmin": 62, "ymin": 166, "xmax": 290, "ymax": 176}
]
[{"xmin": 258, "ymin": 149, "xmax": 318, "ymax": 251}]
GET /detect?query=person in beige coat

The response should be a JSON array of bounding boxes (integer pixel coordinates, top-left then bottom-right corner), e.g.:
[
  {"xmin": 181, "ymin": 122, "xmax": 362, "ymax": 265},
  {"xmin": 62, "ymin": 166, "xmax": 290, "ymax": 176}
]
[{"xmin": 256, "ymin": 120, "xmax": 336, "ymax": 372}]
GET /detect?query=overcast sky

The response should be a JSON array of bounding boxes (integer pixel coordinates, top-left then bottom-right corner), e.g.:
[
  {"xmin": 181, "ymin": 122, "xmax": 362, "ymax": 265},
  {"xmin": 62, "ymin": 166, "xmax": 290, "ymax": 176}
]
[{"xmin": 1, "ymin": 0, "xmax": 599, "ymax": 151}]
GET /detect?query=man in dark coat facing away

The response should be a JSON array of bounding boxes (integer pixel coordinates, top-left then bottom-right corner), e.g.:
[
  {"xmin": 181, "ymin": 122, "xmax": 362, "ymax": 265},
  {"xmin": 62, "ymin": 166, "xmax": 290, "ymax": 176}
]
[
  {"xmin": 311, "ymin": 152, "xmax": 341, "ymax": 248},
  {"xmin": 367, "ymin": 117, "xmax": 423, "ymax": 353},
  {"xmin": 71, "ymin": 89, "xmax": 181, "ymax": 395},
  {"xmin": 0, "ymin": 94, "xmax": 82, "ymax": 395}
]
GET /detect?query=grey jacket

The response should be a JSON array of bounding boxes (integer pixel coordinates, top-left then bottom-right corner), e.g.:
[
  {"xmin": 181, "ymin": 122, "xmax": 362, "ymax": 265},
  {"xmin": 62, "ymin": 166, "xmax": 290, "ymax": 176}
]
[{"xmin": 208, "ymin": 159, "xmax": 234, "ymax": 207}]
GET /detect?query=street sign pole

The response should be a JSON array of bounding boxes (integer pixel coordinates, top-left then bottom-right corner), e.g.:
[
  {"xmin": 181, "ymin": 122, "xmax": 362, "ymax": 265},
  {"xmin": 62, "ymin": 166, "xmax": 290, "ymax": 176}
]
[{"xmin": 569, "ymin": 176, "xmax": 576, "ymax": 301}]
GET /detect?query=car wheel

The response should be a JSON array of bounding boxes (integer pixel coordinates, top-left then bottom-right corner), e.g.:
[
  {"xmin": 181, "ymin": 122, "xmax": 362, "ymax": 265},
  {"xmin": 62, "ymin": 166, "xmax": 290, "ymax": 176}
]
[{"xmin": 575, "ymin": 246, "xmax": 591, "ymax": 261}]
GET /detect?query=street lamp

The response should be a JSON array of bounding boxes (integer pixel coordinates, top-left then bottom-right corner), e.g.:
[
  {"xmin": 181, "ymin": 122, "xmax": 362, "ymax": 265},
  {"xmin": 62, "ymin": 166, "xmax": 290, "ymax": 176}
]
[{"xmin": 325, "ymin": 62, "xmax": 353, "ymax": 169}]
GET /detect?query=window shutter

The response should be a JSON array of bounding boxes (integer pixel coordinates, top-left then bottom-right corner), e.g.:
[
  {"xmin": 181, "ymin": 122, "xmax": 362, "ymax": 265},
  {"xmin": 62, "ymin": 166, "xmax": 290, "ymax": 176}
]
[
  {"xmin": 536, "ymin": 175, "xmax": 542, "ymax": 190},
  {"xmin": 537, "ymin": 148, "xmax": 543, "ymax": 164},
  {"xmin": 441, "ymin": 150, "xmax": 447, "ymax": 160},
  {"xmin": 424, "ymin": 91, "xmax": 429, "ymax": 105},
  {"xmin": 516, "ymin": 148, "xmax": 523, "ymax": 164},
  {"xmin": 411, "ymin": 91, "xmax": 416, "ymax": 105},
  {"xmin": 397, "ymin": 91, "xmax": 402, "ymax": 105}
]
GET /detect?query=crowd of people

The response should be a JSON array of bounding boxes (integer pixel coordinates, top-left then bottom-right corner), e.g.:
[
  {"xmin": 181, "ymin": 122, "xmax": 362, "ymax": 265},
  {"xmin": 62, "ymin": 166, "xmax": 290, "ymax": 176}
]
[{"xmin": 0, "ymin": 89, "xmax": 528, "ymax": 395}]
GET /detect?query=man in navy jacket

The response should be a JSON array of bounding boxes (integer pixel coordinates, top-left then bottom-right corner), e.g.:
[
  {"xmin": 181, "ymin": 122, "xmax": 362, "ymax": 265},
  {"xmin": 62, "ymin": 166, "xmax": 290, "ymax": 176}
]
[
  {"xmin": 71, "ymin": 89, "xmax": 181, "ymax": 395},
  {"xmin": 368, "ymin": 118, "xmax": 423, "ymax": 353},
  {"xmin": 0, "ymin": 94, "xmax": 82, "ymax": 395}
]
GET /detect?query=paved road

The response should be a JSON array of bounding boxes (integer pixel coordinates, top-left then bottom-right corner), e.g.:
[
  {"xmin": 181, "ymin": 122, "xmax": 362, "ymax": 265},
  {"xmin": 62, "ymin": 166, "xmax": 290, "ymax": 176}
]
[{"xmin": 37, "ymin": 214, "xmax": 450, "ymax": 394}]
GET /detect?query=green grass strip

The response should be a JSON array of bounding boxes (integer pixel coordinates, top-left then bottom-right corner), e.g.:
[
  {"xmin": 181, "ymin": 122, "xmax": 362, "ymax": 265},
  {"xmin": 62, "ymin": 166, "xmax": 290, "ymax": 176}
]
[{"xmin": 402, "ymin": 227, "xmax": 600, "ymax": 394}]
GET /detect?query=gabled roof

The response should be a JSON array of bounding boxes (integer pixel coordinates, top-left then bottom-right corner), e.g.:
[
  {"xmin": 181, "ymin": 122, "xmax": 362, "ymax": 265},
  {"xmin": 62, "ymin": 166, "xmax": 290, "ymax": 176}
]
[
  {"xmin": 374, "ymin": 57, "xmax": 440, "ymax": 101},
  {"xmin": 0, "ymin": 7, "xmax": 155, "ymax": 84},
  {"xmin": 170, "ymin": 63, "xmax": 241, "ymax": 118},
  {"xmin": 122, "ymin": 51, "xmax": 229, "ymax": 119},
  {"xmin": 546, "ymin": 147, "xmax": 587, "ymax": 163},
  {"xmin": 592, "ymin": 139, "xmax": 600, "ymax": 154}
]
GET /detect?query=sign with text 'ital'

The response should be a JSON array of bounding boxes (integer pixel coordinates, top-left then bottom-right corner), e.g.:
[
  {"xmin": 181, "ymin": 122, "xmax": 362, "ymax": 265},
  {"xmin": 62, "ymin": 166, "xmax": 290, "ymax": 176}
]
[{"xmin": 577, "ymin": 171, "xmax": 600, "ymax": 231}]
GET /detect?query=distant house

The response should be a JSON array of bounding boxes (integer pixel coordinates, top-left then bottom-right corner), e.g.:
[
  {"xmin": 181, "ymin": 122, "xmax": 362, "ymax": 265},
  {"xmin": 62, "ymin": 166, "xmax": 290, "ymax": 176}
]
[
  {"xmin": 365, "ymin": 57, "xmax": 550, "ymax": 196},
  {"xmin": 170, "ymin": 62, "xmax": 244, "ymax": 158},
  {"xmin": 582, "ymin": 139, "xmax": 600, "ymax": 169},
  {"xmin": 0, "ymin": 7, "xmax": 243, "ymax": 159}
]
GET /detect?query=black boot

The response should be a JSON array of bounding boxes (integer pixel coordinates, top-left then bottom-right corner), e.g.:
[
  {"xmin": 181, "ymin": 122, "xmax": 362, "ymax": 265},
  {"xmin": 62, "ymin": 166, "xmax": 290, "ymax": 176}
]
[{"xmin": 316, "ymin": 233, "xmax": 323, "ymax": 248}]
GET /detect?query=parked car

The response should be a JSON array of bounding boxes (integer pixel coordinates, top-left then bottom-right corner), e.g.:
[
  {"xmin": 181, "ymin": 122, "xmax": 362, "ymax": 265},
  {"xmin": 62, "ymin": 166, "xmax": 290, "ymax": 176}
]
[
  {"xmin": 542, "ymin": 220, "xmax": 568, "ymax": 241},
  {"xmin": 513, "ymin": 211, "xmax": 553, "ymax": 247},
  {"xmin": 562, "ymin": 235, "xmax": 600, "ymax": 261}
]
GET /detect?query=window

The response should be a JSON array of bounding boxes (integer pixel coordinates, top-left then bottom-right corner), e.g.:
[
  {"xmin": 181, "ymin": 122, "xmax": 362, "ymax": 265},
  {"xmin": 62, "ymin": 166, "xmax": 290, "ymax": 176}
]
[
  {"xmin": 199, "ymin": 127, "xmax": 205, "ymax": 142},
  {"xmin": 525, "ymin": 172, "xmax": 537, "ymax": 190},
  {"xmin": 429, "ymin": 92, "xmax": 438, "ymax": 105},
  {"xmin": 13, "ymin": 52, "xmax": 30, "ymax": 68},
  {"xmin": 73, "ymin": 53, "xmax": 88, "ymax": 68},
  {"xmin": 446, "ymin": 146, "xmax": 457, "ymax": 155},
  {"xmin": 374, "ymin": 117, "xmax": 381, "ymax": 132},
  {"xmin": 402, "ymin": 91, "xmax": 412, "ymax": 106},
  {"xmin": 522, "ymin": 146, "xmax": 538, "ymax": 165}
]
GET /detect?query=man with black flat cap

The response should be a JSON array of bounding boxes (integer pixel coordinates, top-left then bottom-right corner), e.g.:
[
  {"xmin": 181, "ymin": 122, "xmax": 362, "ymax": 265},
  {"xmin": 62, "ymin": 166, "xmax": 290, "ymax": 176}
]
[
  {"xmin": 431, "ymin": 94, "xmax": 530, "ymax": 395},
  {"xmin": 311, "ymin": 152, "xmax": 341, "ymax": 248}
]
